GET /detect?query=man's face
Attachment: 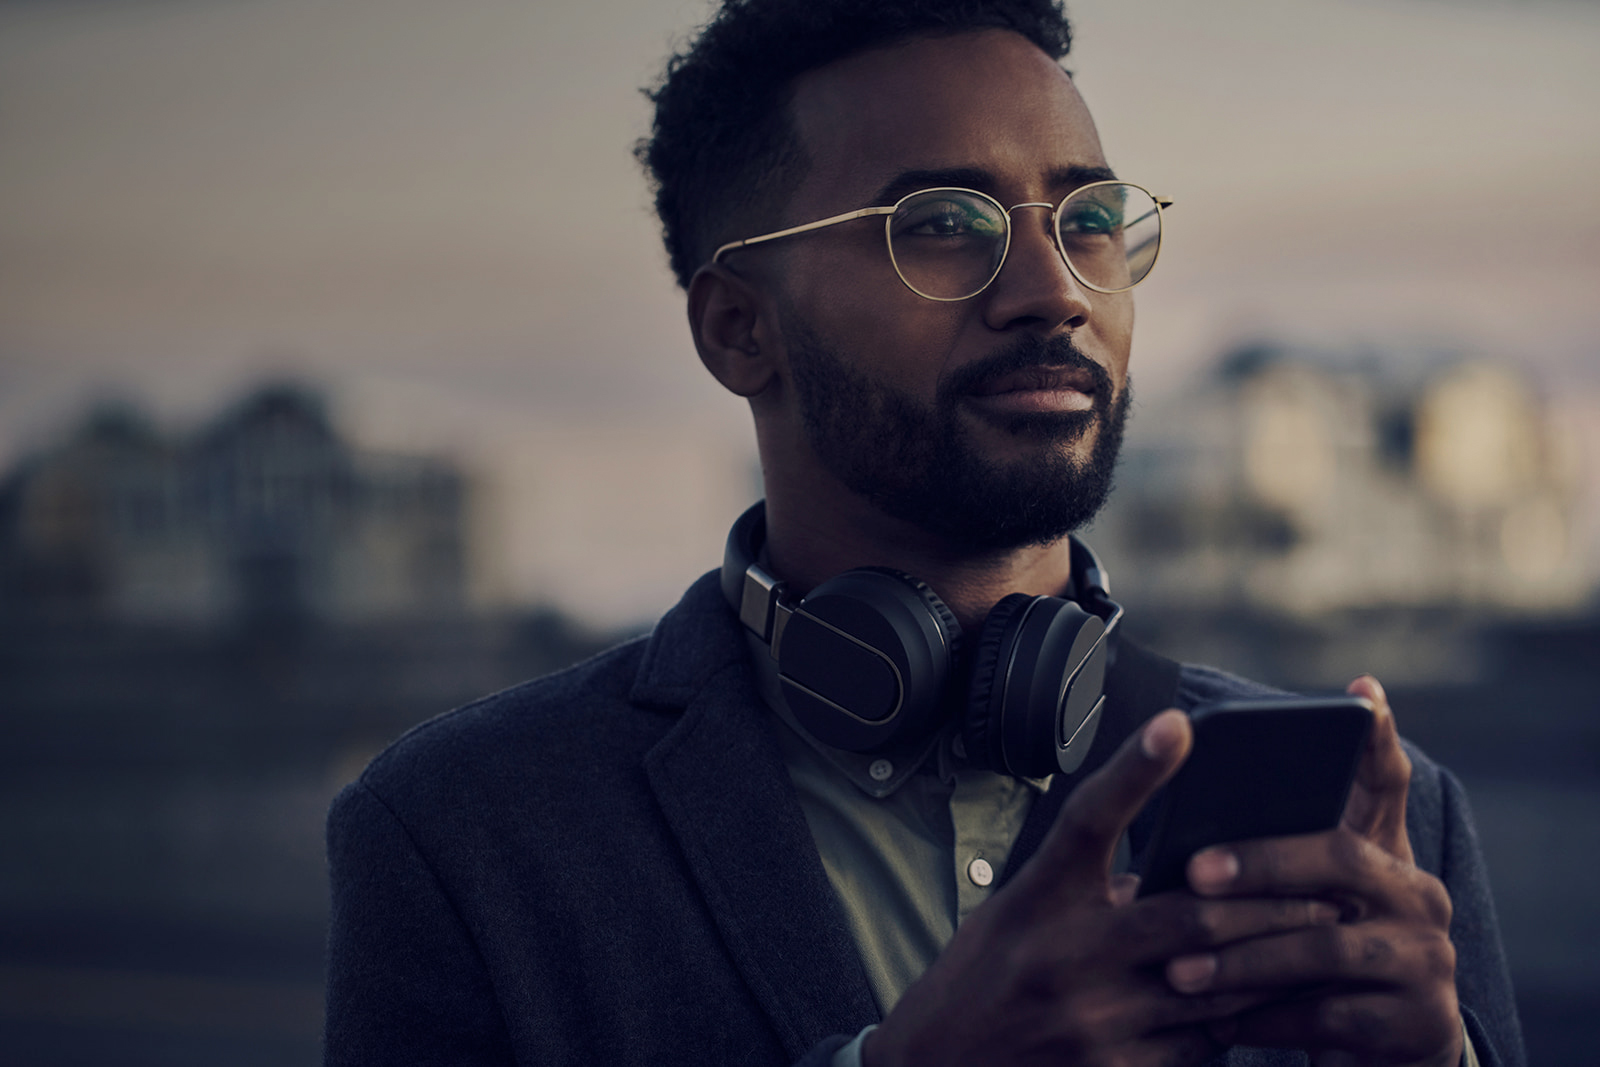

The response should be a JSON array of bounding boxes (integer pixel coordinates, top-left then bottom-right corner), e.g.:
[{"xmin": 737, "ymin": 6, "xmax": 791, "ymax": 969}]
[{"xmin": 763, "ymin": 29, "xmax": 1136, "ymax": 550}]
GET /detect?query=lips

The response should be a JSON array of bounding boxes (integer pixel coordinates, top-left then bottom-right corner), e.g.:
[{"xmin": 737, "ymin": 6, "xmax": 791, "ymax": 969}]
[
  {"xmin": 967, "ymin": 365, "xmax": 1099, "ymax": 398},
  {"xmin": 939, "ymin": 336, "xmax": 1113, "ymax": 422}
]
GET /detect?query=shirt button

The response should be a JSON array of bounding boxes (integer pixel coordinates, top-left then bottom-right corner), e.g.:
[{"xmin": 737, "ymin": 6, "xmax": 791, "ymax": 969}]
[
  {"xmin": 868, "ymin": 758, "xmax": 894, "ymax": 782},
  {"xmin": 967, "ymin": 857, "xmax": 994, "ymax": 887}
]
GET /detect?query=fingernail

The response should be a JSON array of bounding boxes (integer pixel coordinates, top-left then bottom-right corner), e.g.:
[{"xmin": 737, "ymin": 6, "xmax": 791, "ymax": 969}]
[
  {"xmin": 1348, "ymin": 674, "xmax": 1387, "ymax": 709},
  {"xmin": 1168, "ymin": 953, "xmax": 1217, "ymax": 993},
  {"xmin": 1189, "ymin": 847, "xmax": 1238, "ymax": 893},
  {"xmin": 1108, "ymin": 872, "xmax": 1141, "ymax": 906},
  {"xmin": 1142, "ymin": 710, "xmax": 1185, "ymax": 759},
  {"xmin": 1311, "ymin": 900, "xmax": 1340, "ymax": 925},
  {"xmin": 1367, "ymin": 676, "xmax": 1387, "ymax": 705}
]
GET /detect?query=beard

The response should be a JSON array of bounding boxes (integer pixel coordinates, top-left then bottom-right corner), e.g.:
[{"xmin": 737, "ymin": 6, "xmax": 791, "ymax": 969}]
[{"xmin": 785, "ymin": 321, "xmax": 1130, "ymax": 554}]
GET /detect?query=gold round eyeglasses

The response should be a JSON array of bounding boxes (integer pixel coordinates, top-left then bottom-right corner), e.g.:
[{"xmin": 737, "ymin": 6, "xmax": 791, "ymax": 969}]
[{"xmin": 712, "ymin": 180, "xmax": 1171, "ymax": 301}]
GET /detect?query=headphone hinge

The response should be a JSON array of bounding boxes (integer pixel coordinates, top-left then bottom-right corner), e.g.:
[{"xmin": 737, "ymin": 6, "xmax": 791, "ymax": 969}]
[
  {"xmin": 739, "ymin": 564, "xmax": 783, "ymax": 642},
  {"xmin": 769, "ymin": 600, "xmax": 795, "ymax": 658}
]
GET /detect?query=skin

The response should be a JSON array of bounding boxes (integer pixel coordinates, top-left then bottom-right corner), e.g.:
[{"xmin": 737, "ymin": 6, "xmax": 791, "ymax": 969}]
[{"xmin": 686, "ymin": 28, "xmax": 1463, "ymax": 1067}]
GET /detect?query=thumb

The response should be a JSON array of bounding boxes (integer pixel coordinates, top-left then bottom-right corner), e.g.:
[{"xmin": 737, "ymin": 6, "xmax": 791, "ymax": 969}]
[
  {"xmin": 1013, "ymin": 709, "xmax": 1191, "ymax": 903},
  {"xmin": 1342, "ymin": 675, "xmax": 1414, "ymax": 862}
]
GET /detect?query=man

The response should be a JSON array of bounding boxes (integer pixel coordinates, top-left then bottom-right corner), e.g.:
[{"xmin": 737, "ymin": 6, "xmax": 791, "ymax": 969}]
[{"xmin": 324, "ymin": 2, "xmax": 1523, "ymax": 1065}]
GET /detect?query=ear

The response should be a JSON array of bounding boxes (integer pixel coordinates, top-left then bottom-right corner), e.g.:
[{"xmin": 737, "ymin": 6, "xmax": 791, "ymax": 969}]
[{"xmin": 687, "ymin": 262, "xmax": 780, "ymax": 398}]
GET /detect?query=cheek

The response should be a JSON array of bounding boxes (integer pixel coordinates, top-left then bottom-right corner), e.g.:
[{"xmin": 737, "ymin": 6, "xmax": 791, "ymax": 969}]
[
  {"xmin": 783, "ymin": 246, "xmax": 967, "ymax": 394},
  {"xmin": 1094, "ymin": 294, "xmax": 1135, "ymax": 387}
]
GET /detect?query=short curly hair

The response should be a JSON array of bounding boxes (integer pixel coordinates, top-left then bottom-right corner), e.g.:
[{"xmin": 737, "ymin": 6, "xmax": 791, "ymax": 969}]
[{"xmin": 637, "ymin": 0, "xmax": 1074, "ymax": 289}]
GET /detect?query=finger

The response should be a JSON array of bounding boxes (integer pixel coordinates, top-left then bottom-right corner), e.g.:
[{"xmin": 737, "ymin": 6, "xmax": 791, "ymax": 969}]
[
  {"xmin": 1059, "ymin": 973, "xmax": 1265, "ymax": 1049},
  {"xmin": 1341, "ymin": 676, "xmax": 1413, "ymax": 861},
  {"xmin": 1142, "ymin": 988, "xmax": 1280, "ymax": 1032},
  {"xmin": 1109, "ymin": 872, "xmax": 1142, "ymax": 907},
  {"xmin": 1017, "ymin": 709, "xmax": 1191, "ymax": 899},
  {"xmin": 1121, "ymin": 894, "xmax": 1340, "ymax": 963},
  {"xmin": 1167, "ymin": 921, "xmax": 1456, "ymax": 997},
  {"xmin": 1186, "ymin": 829, "xmax": 1448, "ymax": 924},
  {"xmin": 1127, "ymin": 1024, "xmax": 1226, "ymax": 1067},
  {"xmin": 1210, "ymin": 989, "xmax": 1462, "ymax": 1065}
]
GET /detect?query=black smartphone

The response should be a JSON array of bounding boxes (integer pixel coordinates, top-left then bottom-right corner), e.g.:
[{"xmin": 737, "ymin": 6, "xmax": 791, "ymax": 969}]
[{"xmin": 1135, "ymin": 696, "xmax": 1374, "ymax": 898}]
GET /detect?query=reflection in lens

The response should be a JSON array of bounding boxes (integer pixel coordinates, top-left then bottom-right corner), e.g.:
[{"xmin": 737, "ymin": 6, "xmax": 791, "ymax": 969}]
[
  {"xmin": 1057, "ymin": 183, "xmax": 1160, "ymax": 292},
  {"xmin": 887, "ymin": 190, "xmax": 1008, "ymax": 300}
]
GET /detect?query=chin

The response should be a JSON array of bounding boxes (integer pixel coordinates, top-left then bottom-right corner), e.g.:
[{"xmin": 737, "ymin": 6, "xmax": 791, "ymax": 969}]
[{"xmin": 971, "ymin": 407, "xmax": 1100, "ymax": 454}]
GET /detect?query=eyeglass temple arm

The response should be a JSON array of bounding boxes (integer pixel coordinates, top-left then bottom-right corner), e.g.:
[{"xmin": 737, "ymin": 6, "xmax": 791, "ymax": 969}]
[
  {"xmin": 1120, "ymin": 203, "xmax": 1168, "ymax": 231},
  {"xmin": 711, "ymin": 206, "xmax": 897, "ymax": 263},
  {"xmin": 1117, "ymin": 198, "xmax": 1171, "ymax": 231}
]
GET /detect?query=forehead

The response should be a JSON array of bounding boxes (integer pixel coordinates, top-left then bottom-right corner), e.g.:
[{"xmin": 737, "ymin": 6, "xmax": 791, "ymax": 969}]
[{"xmin": 787, "ymin": 29, "xmax": 1106, "ymax": 211}]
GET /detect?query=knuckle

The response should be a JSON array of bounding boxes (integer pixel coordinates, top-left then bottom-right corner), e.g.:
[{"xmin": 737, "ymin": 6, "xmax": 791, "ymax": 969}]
[
  {"xmin": 1359, "ymin": 932, "xmax": 1396, "ymax": 969},
  {"xmin": 1393, "ymin": 746, "xmax": 1414, "ymax": 782},
  {"xmin": 1423, "ymin": 985, "xmax": 1461, "ymax": 1033},
  {"xmin": 1419, "ymin": 875, "xmax": 1453, "ymax": 929},
  {"xmin": 1423, "ymin": 932, "xmax": 1457, "ymax": 981},
  {"xmin": 1319, "ymin": 997, "xmax": 1389, "ymax": 1042},
  {"xmin": 1187, "ymin": 900, "xmax": 1225, "ymax": 944},
  {"xmin": 1246, "ymin": 841, "xmax": 1283, "ymax": 886},
  {"xmin": 1315, "ymin": 995, "xmax": 1348, "ymax": 1035},
  {"xmin": 1070, "ymin": 989, "xmax": 1124, "ymax": 1046},
  {"xmin": 1055, "ymin": 806, "xmax": 1107, "ymax": 855},
  {"xmin": 1329, "ymin": 827, "xmax": 1368, "ymax": 871},
  {"xmin": 1002, "ymin": 936, "xmax": 1058, "ymax": 997},
  {"xmin": 1150, "ymin": 904, "xmax": 1191, "ymax": 951},
  {"xmin": 1118, "ymin": 898, "xmax": 1165, "ymax": 947},
  {"xmin": 1322, "ymin": 926, "xmax": 1360, "ymax": 972}
]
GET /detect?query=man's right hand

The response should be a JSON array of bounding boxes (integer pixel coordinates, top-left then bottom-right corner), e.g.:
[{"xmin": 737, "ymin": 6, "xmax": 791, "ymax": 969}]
[{"xmin": 863, "ymin": 710, "xmax": 1342, "ymax": 1067}]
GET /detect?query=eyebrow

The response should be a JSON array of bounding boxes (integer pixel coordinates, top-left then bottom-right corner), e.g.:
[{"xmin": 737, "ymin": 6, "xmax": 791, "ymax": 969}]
[{"xmin": 870, "ymin": 163, "xmax": 1120, "ymax": 206}]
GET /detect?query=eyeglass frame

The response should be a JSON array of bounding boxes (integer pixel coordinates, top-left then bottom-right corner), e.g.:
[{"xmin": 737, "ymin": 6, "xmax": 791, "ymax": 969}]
[{"xmin": 710, "ymin": 179, "xmax": 1173, "ymax": 301}]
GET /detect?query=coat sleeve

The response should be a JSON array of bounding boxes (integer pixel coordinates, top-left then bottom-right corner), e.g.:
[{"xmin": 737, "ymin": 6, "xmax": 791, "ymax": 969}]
[
  {"xmin": 1434, "ymin": 767, "xmax": 1526, "ymax": 1067},
  {"xmin": 324, "ymin": 780, "xmax": 516, "ymax": 1067}
]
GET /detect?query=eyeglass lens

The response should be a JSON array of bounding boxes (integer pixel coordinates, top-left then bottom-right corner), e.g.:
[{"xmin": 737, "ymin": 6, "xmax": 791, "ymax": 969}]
[{"xmin": 884, "ymin": 183, "xmax": 1161, "ymax": 300}]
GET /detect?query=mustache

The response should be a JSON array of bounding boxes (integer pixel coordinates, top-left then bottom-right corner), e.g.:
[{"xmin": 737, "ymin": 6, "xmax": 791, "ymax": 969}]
[{"xmin": 939, "ymin": 335, "xmax": 1114, "ymax": 406}]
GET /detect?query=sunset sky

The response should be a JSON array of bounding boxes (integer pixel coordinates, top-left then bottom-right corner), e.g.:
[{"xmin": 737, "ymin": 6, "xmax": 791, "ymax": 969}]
[{"xmin": 3, "ymin": 0, "xmax": 1597, "ymax": 624}]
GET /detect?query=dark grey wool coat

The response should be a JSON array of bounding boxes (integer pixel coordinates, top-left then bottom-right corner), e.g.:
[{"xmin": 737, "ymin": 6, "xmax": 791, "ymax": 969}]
[{"xmin": 325, "ymin": 571, "xmax": 1525, "ymax": 1066}]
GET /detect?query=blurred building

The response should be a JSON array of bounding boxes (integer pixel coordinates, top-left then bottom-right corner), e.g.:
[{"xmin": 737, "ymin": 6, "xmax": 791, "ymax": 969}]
[
  {"xmin": 1094, "ymin": 344, "xmax": 1592, "ymax": 617},
  {"xmin": 0, "ymin": 383, "xmax": 469, "ymax": 622}
]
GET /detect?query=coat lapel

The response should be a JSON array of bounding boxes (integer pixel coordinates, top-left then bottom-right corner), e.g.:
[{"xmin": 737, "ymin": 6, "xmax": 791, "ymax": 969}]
[{"xmin": 636, "ymin": 573, "xmax": 879, "ymax": 1059}]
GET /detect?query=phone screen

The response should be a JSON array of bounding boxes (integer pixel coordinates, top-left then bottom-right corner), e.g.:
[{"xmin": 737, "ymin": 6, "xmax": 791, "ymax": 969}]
[{"xmin": 1136, "ymin": 697, "xmax": 1373, "ymax": 897}]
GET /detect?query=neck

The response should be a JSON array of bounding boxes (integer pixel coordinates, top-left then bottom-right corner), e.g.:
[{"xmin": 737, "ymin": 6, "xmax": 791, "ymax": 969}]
[{"xmin": 761, "ymin": 487, "xmax": 1076, "ymax": 635}]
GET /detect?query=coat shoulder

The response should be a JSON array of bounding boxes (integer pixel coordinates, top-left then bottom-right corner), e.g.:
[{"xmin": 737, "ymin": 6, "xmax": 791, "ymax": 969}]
[{"xmin": 349, "ymin": 635, "xmax": 667, "ymax": 811}]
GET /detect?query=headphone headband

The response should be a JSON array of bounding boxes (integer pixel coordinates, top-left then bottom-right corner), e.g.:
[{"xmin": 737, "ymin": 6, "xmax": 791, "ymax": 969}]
[{"xmin": 722, "ymin": 501, "xmax": 1119, "ymax": 644}]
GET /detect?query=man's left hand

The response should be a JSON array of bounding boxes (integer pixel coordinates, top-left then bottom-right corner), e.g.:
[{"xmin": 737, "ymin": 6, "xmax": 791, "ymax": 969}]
[{"xmin": 1164, "ymin": 676, "xmax": 1465, "ymax": 1066}]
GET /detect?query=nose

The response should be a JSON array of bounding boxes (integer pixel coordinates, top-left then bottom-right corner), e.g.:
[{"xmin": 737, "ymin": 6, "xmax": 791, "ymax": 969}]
[{"xmin": 981, "ymin": 204, "xmax": 1093, "ymax": 332}]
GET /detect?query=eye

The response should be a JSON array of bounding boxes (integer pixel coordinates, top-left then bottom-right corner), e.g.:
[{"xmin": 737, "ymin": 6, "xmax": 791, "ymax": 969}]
[
  {"xmin": 1058, "ymin": 199, "xmax": 1123, "ymax": 236},
  {"xmin": 893, "ymin": 195, "xmax": 1004, "ymax": 239}
]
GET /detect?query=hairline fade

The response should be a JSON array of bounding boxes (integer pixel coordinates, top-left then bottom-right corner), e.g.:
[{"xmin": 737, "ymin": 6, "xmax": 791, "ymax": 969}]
[{"xmin": 636, "ymin": 0, "xmax": 1074, "ymax": 290}]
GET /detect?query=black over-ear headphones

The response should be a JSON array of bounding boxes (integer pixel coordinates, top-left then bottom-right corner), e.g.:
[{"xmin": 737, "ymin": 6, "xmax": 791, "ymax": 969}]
[{"xmin": 721, "ymin": 502, "xmax": 1124, "ymax": 778}]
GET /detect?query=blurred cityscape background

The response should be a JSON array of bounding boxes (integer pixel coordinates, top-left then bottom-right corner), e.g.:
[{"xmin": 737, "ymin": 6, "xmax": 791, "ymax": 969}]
[{"xmin": 2, "ymin": 0, "xmax": 1596, "ymax": 1064}]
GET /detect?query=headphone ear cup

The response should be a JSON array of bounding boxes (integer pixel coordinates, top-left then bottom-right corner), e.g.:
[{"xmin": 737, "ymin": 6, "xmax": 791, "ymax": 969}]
[
  {"xmin": 965, "ymin": 595, "xmax": 1106, "ymax": 778},
  {"xmin": 776, "ymin": 567, "xmax": 962, "ymax": 751},
  {"xmin": 863, "ymin": 567, "xmax": 964, "ymax": 663},
  {"xmin": 962, "ymin": 593, "xmax": 1038, "ymax": 773}
]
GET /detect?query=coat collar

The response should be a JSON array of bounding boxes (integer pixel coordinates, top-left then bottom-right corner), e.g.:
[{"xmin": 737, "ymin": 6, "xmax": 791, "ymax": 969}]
[{"xmin": 636, "ymin": 571, "xmax": 880, "ymax": 1057}]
